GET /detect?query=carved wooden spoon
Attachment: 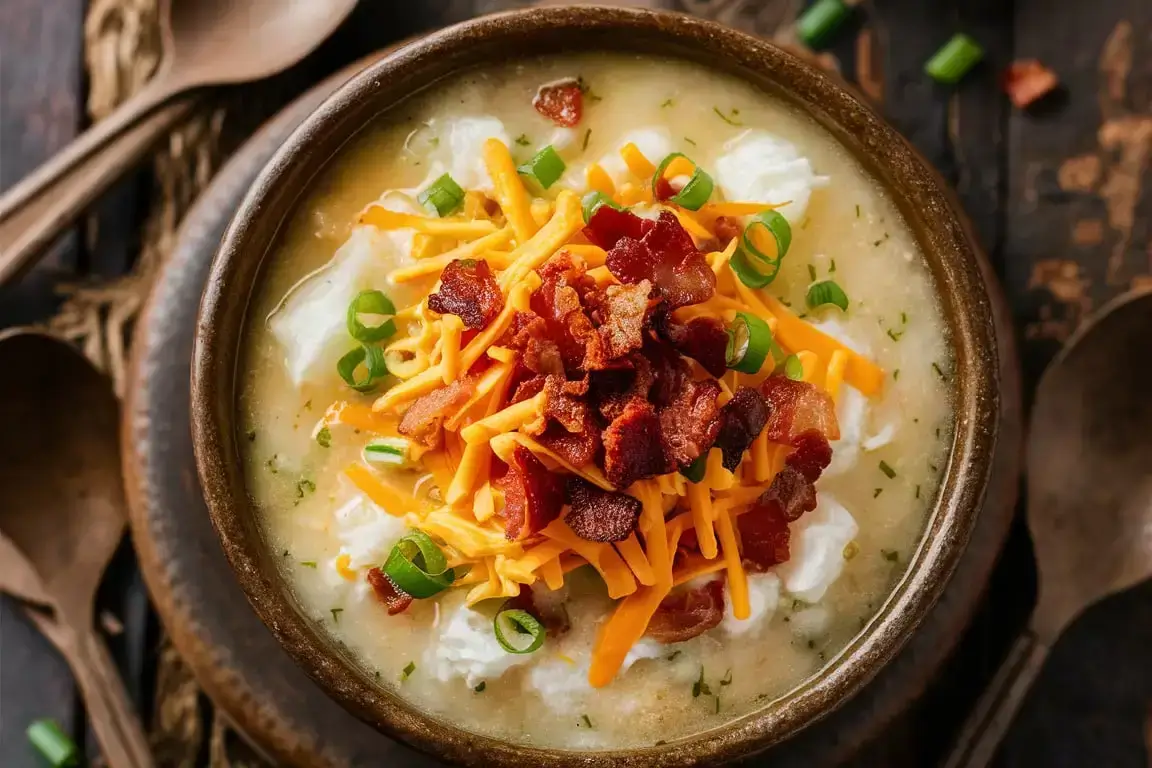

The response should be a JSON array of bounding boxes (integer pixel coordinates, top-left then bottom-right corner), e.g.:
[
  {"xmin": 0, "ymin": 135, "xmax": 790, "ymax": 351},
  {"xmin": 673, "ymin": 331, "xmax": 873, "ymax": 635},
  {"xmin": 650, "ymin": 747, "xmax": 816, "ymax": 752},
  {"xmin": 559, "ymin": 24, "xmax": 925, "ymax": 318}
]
[
  {"xmin": 0, "ymin": 0, "xmax": 357, "ymax": 285},
  {"xmin": 0, "ymin": 330, "xmax": 153, "ymax": 768},
  {"xmin": 944, "ymin": 287, "xmax": 1152, "ymax": 767}
]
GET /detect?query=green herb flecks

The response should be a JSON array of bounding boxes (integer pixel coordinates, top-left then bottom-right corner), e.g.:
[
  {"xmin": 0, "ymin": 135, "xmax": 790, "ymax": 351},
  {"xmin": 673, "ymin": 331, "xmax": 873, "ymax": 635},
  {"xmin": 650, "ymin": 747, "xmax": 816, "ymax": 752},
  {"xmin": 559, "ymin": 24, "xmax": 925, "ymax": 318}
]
[
  {"xmin": 720, "ymin": 669, "xmax": 733, "ymax": 686},
  {"xmin": 300, "ymin": 561, "xmax": 317, "ymax": 569},
  {"xmin": 808, "ymin": 264, "xmax": 818, "ymax": 282},
  {"xmin": 330, "ymin": 608, "xmax": 343, "ymax": 624},
  {"xmin": 581, "ymin": 128, "xmax": 592, "ymax": 151},
  {"xmin": 915, "ymin": 485, "xmax": 922, "ymax": 499},
  {"xmin": 474, "ymin": 681, "xmax": 487, "ymax": 693},
  {"xmin": 873, "ymin": 488, "xmax": 883, "ymax": 498},
  {"xmin": 316, "ymin": 426, "xmax": 332, "ymax": 448},
  {"xmin": 661, "ymin": 98, "xmax": 675, "ymax": 108},
  {"xmin": 881, "ymin": 549, "xmax": 900, "ymax": 563},
  {"xmin": 667, "ymin": 650, "xmax": 682, "ymax": 661},
  {"xmin": 401, "ymin": 661, "xmax": 416, "ymax": 680},
  {"xmin": 514, "ymin": 134, "xmax": 531, "ymax": 147},
  {"xmin": 932, "ymin": 362, "xmax": 948, "ymax": 380},
  {"xmin": 246, "ymin": 429, "xmax": 257, "ymax": 442},
  {"xmin": 887, "ymin": 328, "xmax": 904, "ymax": 342},
  {"xmin": 692, "ymin": 667, "xmax": 712, "ymax": 698},
  {"xmin": 879, "ymin": 460, "xmax": 897, "ymax": 479},
  {"xmin": 712, "ymin": 106, "xmax": 743, "ymax": 126},
  {"xmin": 295, "ymin": 478, "xmax": 316, "ymax": 498},
  {"xmin": 580, "ymin": 714, "xmax": 594, "ymax": 728},
  {"xmin": 684, "ymin": 137, "xmax": 697, "ymax": 146},
  {"xmin": 829, "ymin": 258, "xmax": 837, "ymax": 273}
]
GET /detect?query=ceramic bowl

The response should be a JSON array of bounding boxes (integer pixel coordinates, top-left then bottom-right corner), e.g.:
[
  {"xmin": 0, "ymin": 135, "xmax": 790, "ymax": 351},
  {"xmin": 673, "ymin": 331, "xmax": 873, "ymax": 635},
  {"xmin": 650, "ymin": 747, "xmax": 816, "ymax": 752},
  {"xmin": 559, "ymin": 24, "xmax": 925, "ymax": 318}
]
[{"xmin": 191, "ymin": 7, "xmax": 1000, "ymax": 766}]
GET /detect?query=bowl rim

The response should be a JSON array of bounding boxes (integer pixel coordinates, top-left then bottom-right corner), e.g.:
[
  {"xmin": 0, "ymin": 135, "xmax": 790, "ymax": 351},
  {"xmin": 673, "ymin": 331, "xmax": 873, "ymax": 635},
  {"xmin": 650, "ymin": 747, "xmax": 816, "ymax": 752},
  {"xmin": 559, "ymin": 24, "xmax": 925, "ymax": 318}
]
[{"xmin": 191, "ymin": 6, "xmax": 1000, "ymax": 767}]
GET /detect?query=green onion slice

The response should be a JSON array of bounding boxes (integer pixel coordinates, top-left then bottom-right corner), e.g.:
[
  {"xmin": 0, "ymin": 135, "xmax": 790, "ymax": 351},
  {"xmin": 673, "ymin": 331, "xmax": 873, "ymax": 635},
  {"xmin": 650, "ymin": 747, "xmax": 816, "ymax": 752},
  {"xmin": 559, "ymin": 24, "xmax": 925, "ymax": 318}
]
[
  {"xmin": 797, "ymin": 0, "xmax": 852, "ymax": 49},
  {"xmin": 726, "ymin": 312, "xmax": 775, "ymax": 374},
  {"xmin": 418, "ymin": 173, "xmax": 465, "ymax": 217},
  {"xmin": 729, "ymin": 249, "xmax": 774, "ymax": 288},
  {"xmin": 805, "ymin": 280, "xmax": 850, "ymax": 312},
  {"xmin": 517, "ymin": 145, "xmax": 566, "ymax": 189},
  {"xmin": 581, "ymin": 190, "xmax": 622, "ymax": 223},
  {"xmin": 363, "ymin": 437, "xmax": 411, "ymax": 467},
  {"xmin": 347, "ymin": 289, "xmax": 397, "ymax": 343},
  {"xmin": 925, "ymin": 34, "xmax": 984, "ymax": 84},
  {"xmin": 382, "ymin": 530, "xmax": 454, "ymax": 599},
  {"xmin": 782, "ymin": 354, "xmax": 804, "ymax": 381},
  {"xmin": 652, "ymin": 153, "xmax": 714, "ymax": 211},
  {"xmin": 337, "ymin": 344, "xmax": 388, "ymax": 393},
  {"xmin": 743, "ymin": 209, "xmax": 792, "ymax": 271},
  {"xmin": 680, "ymin": 454, "xmax": 707, "ymax": 483},
  {"xmin": 27, "ymin": 719, "xmax": 78, "ymax": 768},
  {"xmin": 493, "ymin": 603, "xmax": 546, "ymax": 654}
]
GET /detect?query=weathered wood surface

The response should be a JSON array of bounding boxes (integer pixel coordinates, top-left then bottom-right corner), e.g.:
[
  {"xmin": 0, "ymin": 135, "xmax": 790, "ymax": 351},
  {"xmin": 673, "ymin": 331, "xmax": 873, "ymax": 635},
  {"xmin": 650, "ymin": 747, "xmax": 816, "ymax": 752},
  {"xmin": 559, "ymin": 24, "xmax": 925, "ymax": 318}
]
[{"xmin": 1, "ymin": 0, "xmax": 1150, "ymax": 766}]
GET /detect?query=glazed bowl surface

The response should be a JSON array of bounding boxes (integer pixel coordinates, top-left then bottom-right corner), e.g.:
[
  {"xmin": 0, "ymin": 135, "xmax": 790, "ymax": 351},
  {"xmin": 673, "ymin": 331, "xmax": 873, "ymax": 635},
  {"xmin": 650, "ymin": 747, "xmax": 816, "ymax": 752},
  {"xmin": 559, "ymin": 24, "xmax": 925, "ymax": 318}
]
[{"xmin": 192, "ymin": 7, "xmax": 1000, "ymax": 766}]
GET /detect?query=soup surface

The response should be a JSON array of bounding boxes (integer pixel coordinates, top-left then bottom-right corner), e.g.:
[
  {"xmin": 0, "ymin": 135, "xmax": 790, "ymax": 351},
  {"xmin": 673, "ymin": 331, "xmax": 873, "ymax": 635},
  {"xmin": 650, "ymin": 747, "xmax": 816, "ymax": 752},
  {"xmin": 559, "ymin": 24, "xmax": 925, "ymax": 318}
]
[{"xmin": 239, "ymin": 53, "xmax": 953, "ymax": 750}]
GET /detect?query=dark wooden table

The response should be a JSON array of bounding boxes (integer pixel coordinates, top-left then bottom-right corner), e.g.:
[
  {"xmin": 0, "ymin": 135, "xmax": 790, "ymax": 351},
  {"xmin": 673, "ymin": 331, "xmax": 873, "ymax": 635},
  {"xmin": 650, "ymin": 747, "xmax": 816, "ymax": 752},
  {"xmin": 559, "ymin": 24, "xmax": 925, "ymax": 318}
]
[{"xmin": 2, "ymin": 1, "xmax": 1150, "ymax": 766}]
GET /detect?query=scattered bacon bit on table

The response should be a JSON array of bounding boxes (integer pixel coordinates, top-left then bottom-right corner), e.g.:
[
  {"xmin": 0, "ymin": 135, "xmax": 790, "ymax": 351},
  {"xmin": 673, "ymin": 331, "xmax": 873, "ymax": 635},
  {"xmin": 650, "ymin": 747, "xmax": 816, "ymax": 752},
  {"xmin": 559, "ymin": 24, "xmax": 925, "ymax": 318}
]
[
  {"xmin": 427, "ymin": 258, "xmax": 503, "ymax": 329},
  {"xmin": 498, "ymin": 444, "xmax": 566, "ymax": 541},
  {"xmin": 1001, "ymin": 59, "xmax": 1059, "ymax": 109},
  {"xmin": 367, "ymin": 567, "xmax": 414, "ymax": 615},
  {"xmin": 564, "ymin": 477, "xmax": 642, "ymax": 542},
  {"xmin": 533, "ymin": 79, "xmax": 583, "ymax": 127},
  {"xmin": 645, "ymin": 579, "xmax": 726, "ymax": 644}
]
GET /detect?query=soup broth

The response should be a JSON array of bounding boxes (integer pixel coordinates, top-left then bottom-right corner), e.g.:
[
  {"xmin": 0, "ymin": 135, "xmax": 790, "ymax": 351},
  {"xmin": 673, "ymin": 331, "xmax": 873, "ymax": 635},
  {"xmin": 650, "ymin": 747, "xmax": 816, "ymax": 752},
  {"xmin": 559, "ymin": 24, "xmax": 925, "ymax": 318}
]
[{"xmin": 238, "ymin": 53, "xmax": 953, "ymax": 750}]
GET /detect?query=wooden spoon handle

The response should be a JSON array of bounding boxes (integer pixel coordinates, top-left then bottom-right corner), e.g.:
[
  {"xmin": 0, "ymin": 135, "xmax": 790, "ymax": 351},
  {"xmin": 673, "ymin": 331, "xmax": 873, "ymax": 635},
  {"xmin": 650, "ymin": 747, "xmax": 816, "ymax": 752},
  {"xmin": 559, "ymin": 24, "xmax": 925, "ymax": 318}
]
[
  {"xmin": 941, "ymin": 629, "xmax": 1050, "ymax": 768},
  {"xmin": 0, "ymin": 84, "xmax": 194, "ymax": 286},
  {"xmin": 71, "ymin": 624, "xmax": 156, "ymax": 768}
]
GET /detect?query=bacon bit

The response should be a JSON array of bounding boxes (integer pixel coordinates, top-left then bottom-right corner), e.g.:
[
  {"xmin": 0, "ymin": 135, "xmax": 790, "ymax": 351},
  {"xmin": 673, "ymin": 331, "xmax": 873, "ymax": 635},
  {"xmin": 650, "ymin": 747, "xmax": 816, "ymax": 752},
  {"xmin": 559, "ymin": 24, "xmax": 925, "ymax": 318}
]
[
  {"xmin": 538, "ymin": 422, "xmax": 601, "ymax": 468},
  {"xmin": 398, "ymin": 376, "xmax": 477, "ymax": 448},
  {"xmin": 589, "ymin": 362, "xmax": 650, "ymax": 423},
  {"xmin": 737, "ymin": 505, "xmax": 791, "ymax": 572},
  {"xmin": 606, "ymin": 211, "xmax": 716, "ymax": 309},
  {"xmin": 427, "ymin": 259, "xmax": 503, "ymax": 330},
  {"xmin": 715, "ymin": 388, "xmax": 769, "ymax": 471},
  {"xmin": 1001, "ymin": 59, "xmax": 1059, "ymax": 109},
  {"xmin": 786, "ymin": 429, "xmax": 833, "ymax": 483},
  {"xmin": 644, "ymin": 338, "xmax": 691, "ymax": 407},
  {"xmin": 531, "ymin": 253, "xmax": 606, "ymax": 372},
  {"xmin": 564, "ymin": 477, "xmax": 642, "ymax": 542},
  {"xmin": 510, "ymin": 373, "xmax": 547, "ymax": 404},
  {"xmin": 502, "ymin": 591, "xmax": 570, "ymax": 637},
  {"xmin": 602, "ymin": 400, "xmax": 674, "ymax": 488},
  {"xmin": 533, "ymin": 79, "xmax": 583, "ymax": 127},
  {"xmin": 712, "ymin": 215, "xmax": 743, "ymax": 245},
  {"xmin": 659, "ymin": 315, "xmax": 729, "ymax": 377},
  {"xmin": 527, "ymin": 375, "xmax": 592, "ymax": 436},
  {"xmin": 659, "ymin": 378, "xmax": 723, "ymax": 468},
  {"xmin": 645, "ymin": 579, "xmax": 726, "ymax": 644},
  {"xmin": 498, "ymin": 445, "xmax": 566, "ymax": 541},
  {"xmin": 507, "ymin": 312, "xmax": 565, "ymax": 376},
  {"xmin": 760, "ymin": 375, "xmax": 841, "ymax": 443},
  {"xmin": 366, "ymin": 567, "xmax": 414, "ymax": 615},
  {"xmin": 583, "ymin": 205, "xmax": 654, "ymax": 249},
  {"xmin": 597, "ymin": 280, "xmax": 652, "ymax": 359}
]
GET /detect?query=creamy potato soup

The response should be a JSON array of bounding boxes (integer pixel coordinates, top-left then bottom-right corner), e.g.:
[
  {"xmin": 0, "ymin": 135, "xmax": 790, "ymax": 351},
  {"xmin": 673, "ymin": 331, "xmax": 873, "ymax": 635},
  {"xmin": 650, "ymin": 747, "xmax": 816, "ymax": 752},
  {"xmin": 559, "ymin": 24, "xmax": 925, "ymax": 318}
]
[{"xmin": 238, "ymin": 54, "xmax": 953, "ymax": 750}]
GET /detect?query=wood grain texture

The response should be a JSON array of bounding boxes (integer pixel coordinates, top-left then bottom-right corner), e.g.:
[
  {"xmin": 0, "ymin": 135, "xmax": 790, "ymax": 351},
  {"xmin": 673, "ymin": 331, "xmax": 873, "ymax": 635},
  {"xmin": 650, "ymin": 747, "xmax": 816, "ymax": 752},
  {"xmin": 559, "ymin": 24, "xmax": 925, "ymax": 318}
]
[{"xmin": 0, "ymin": 2, "xmax": 84, "ymax": 767}]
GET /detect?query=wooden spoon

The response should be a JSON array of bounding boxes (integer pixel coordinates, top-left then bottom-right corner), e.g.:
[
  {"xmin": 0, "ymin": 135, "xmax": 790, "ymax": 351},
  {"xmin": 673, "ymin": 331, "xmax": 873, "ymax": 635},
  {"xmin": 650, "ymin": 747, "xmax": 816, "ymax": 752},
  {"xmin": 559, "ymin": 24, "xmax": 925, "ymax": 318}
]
[
  {"xmin": 0, "ymin": 0, "xmax": 357, "ymax": 285},
  {"xmin": 944, "ymin": 287, "xmax": 1152, "ymax": 767},
  {"xmin": 0, "ymin": 330, "xmax": 153, "ymax": 768}
]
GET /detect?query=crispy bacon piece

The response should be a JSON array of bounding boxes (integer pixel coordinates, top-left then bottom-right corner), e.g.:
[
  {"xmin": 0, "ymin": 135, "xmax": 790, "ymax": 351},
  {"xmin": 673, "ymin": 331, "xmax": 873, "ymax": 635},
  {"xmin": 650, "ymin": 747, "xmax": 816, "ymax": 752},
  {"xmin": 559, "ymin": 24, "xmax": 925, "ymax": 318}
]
[
  {"xmin": 531, "ymin": 253, "xmax": 606, "ymax": 372},
  {"xmin": 398, "ymin": 376, "xmax": 477, "ymax": 448},
  {"xmin": 508, "ymin": 312, "xmax": 565, "ymax": 376},
  {"xmin": 602, "ymin": 400, "xmax": 674, "ymax": 488},
  {"xmin": 533, "ymin": 79, "xmax": 583, "ymax": 127},
  {"xmin": 1001, "ymin": 59, "xmax": 1059, "ymax": 109},
  {"xmin": 501, "ymin": 591, "xmax": 570, "ymax": 637},
  {"xmin": 737, "ymin": 505, "xmax": 791, "ymax": 572},
  {"xmin": 715, "ymin": 388, "xmax": 769, "ymax": 471},
  {"xmin": 760, "ymin": 375, "xmax": 841, "ymax": 443},
  {"xmin": 524, "ymin": 375, "xmax": 591, "ymax": 436},
  {"xmin": 427, "ymin": 258, "xmax": 503, "ymax": 329},
  {"xmin": 645, "ymin": 579, "xmax": 726, "ymax": 644},
  {"xmin": 538, "ymin": 422, "xmax": 600, "ymax": 468},
  {"xmin": 786, "ymin": 429, "xmax": 833, "ymax": 483},
  {"xmin": 713, "ymin": 215, "xmax": 743, "ymax": 245},
  {"xmin": 605, "ymin": 212, "xmax": 716, "ymax": 309},
  {"xmin": 644, "ymin": 338, "xmax": 690, "ymax": 407},
  {"xmin": 659, "ymin": 315, "xmax": 730, "ymax": 378},
  {"xmin": 366, "ymin": 567, "xmax": 414, "ymax": 615},
  {"xmin": 659, "ymin": 378, "xmax": 722, "ymax": 468},
  {"xmin": 598, "ymin": 280, "xmax": 652, "ymax": 359},
  {"xmin": 564, "ymin": 477, "xmax": 642, "ymax": 542},
  {"xmin": 583, "ymin": 205, "xmax": 654, "ymax": 249},
  {"xmin": 498, "ymin": 445, "xmax": 566, "ymax": 541}
]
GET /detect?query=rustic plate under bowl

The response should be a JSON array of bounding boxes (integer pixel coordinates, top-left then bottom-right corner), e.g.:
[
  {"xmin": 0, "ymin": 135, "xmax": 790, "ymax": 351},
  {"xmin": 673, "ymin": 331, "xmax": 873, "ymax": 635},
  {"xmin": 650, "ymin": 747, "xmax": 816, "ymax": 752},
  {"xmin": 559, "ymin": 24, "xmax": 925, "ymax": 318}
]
[{"xmin": 126, "ymin": 13, "xmax": 1021, "ymax": 768}]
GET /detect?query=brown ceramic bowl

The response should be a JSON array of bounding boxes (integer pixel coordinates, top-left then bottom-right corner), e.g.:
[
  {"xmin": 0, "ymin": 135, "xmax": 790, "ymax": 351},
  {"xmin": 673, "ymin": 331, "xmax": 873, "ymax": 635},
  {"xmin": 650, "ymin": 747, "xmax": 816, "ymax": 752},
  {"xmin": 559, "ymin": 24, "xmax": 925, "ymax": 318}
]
[{"xmin": 192, "ymin": 6, "xmax": 999, "ymax": 767}]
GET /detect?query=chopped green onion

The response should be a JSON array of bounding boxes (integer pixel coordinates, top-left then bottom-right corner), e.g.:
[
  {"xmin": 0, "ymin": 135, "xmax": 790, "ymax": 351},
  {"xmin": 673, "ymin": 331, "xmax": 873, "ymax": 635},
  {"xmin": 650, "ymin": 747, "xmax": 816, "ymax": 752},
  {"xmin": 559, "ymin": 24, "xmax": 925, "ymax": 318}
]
[
  {"xmin": 681, "ymin": 454, "xmax": 707, "ymax": 483},
  {"xmin": 401, "ymin": 661, "xmax": 417, "ymax": 679},
  {"xmin": 652, "ymin": 153, "xmax": 714, "ymax": 210},
  {"xmin": 316, "ymin": 426, "xmax": 331, "ymax": 448},
  {"xmin": 925, "ymin": 34, "xmax": 984, "ymax": 84},
  {"xmin": 806, "ymin": 280, "xmax": 850, "ymax": 312},
  {"xmin": 517, "ymin": 145, "xmax": 566, "ymax": 189},
  {"xmin": 797, "ymin": 0, "xmax": 852, "ymax": 49},
  {"xmin": 581, "ymin": 190, "xmax": 622, "ymax": 223},
  {"xmin": 729, "ymin": 210, "xmax": 792, "ymax": 288},
  {"xmin": 580, "ymin": 714, "xmax": 594, "ymax": 728},
  {"xmin": 337, "ymin": 344, "xmax": 388, "ymax": 393},
  {"xmin": 783, "ymin": 354, "xmax": 804, "ymax": 381},
  {"xmin": 363, "ymin": 437, "xmax": 411, "ymax": 467},
  {"xmin": 27, "ymin": 720, "xmax": 77, "ymax": 768},
  {"xmin": 418, "ymin": 173, "xmax": 465, "ymax": 217},
  {"xmin": 493, "ymin": 603, "xmax": 546, "ymax": 654},
  {"xmin": 382, "ymin": 530, "xmax": 454, "ymax": 598},
  {"xmin": 879, "ymin": 460, "xmax": 897, "ymax": 479},
  {"xmin": 726, "ymin": 312, "xmax": 774, "ymax": 374},
  {"xmin": 347, "ymin": 290, "xmax": 397, "ymax": 343}
]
